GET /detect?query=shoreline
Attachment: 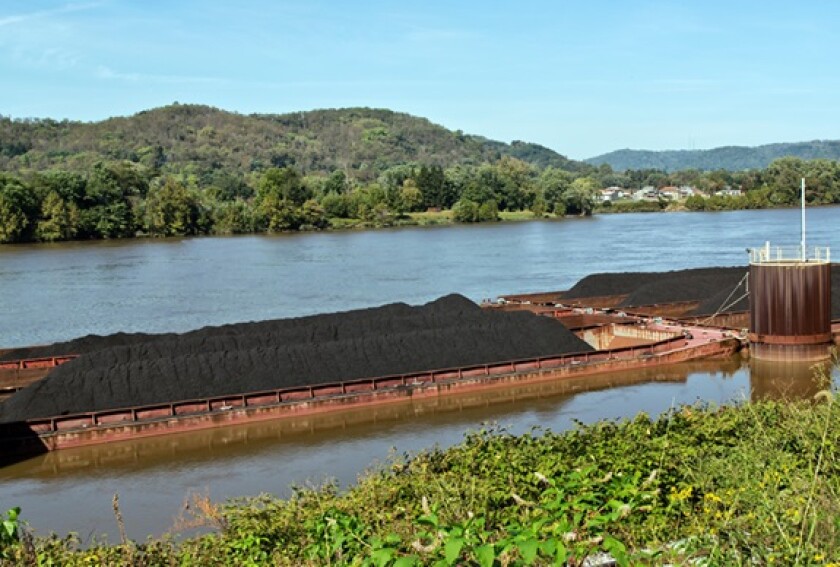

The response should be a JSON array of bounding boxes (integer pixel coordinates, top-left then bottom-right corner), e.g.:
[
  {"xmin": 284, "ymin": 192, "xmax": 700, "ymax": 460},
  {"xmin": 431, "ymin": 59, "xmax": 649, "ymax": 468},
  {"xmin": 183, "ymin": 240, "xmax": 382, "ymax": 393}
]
[{"xmin": 2, "ymin": 201, "xmax": 836, "ymax": 248}]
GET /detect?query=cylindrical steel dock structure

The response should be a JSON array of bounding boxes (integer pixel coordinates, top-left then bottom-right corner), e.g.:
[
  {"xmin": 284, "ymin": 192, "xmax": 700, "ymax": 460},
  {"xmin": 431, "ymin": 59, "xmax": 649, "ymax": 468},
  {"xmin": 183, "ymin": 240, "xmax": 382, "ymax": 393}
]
[{"xmin": 748, "ymin": 243, "xmax": 832, "ymax": 361}]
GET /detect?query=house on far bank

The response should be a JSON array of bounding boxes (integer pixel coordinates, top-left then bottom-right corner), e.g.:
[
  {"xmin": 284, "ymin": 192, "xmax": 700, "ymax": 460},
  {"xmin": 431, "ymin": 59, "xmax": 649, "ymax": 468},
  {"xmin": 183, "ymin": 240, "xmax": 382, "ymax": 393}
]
[
  {"xmin": 599, "ymin": 187, "xmax": 628, "ymax": 202},
  {"xmin": 632, "ymin": 186, "xmax": 659, "ymax": 201},
  {"xmin": 715, "ymin": 187, "xmax": 742, "ymax": 197},
  {"xmin": 679, "ymin": 186, "xmax": 701, "ymax": 198},
  {"xmin": 658, "ymin": 186, "xmax": 681, "ymax": 200}
]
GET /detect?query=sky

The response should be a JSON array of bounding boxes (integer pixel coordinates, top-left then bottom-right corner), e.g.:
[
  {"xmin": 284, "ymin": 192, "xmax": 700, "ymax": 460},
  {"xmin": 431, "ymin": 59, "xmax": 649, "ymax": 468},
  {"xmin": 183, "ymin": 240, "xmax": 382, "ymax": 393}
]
[{"xmin": 2, "ymin": 1, "xmax": 840, "ymax": 159}]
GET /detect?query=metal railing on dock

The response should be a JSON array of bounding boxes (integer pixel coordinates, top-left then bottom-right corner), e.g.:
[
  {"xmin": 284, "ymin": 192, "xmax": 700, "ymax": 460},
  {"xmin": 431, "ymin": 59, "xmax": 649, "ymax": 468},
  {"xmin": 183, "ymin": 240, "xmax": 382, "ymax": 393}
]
[{"xmin": 748, "ymin": 243, "xmax": 830, "ymax": 264}]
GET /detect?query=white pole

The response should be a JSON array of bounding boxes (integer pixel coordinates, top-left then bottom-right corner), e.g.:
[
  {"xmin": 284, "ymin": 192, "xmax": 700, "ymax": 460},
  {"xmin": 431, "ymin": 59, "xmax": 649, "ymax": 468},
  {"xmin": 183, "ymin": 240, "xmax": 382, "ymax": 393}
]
[{"xmin": 801, "ymin": 177, "xmax": 806, "ymax": 260}]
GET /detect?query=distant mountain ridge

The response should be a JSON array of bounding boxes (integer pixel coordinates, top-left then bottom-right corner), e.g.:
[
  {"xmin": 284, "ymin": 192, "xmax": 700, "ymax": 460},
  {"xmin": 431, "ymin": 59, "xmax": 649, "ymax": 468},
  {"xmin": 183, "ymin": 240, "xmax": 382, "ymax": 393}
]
[
  {"xmin": 586, "ymin": 140, "xmax": 840, "ymax": 172},
  {"xmin": 0, "ymin": 104, "xmax": 587, "ymax": 178}
]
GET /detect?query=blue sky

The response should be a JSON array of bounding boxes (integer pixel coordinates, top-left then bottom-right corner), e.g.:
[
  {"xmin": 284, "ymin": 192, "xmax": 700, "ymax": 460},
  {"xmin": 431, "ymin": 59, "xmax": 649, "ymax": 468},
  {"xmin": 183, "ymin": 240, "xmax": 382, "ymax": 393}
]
[{"xmin": 2, "ymin": 1, "xmax": 839, "ymax": 159}]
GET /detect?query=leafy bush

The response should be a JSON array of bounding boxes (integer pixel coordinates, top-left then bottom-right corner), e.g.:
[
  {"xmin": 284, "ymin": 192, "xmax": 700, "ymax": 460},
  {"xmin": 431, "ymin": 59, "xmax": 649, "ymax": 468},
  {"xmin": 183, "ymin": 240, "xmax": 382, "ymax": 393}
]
[{"xmin": 10, "ymin": 392, "xmax": 840, "ymax": 564}]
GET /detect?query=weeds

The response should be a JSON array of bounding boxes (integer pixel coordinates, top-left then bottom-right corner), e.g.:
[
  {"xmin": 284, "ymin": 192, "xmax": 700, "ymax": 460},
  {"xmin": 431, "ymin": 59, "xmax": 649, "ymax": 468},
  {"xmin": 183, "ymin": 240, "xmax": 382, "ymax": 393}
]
[{"xmin": 5, "ymin": 396, "xmax": 840, "ymax": 565}]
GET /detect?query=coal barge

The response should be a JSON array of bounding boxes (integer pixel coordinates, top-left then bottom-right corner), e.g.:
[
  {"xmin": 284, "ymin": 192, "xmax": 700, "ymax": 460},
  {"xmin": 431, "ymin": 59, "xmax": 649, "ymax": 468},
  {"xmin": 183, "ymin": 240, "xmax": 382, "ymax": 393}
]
[{"xmin": 2, "ymin": 263, "xmax": 838, "ymax": 457}]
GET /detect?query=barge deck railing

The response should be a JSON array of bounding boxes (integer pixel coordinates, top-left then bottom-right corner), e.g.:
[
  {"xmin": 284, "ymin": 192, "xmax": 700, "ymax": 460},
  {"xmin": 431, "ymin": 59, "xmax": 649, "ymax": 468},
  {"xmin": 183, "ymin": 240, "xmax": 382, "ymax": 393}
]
[{"xmin": 3, "ymin": 334, "xmax": 699, "ymax": 437}]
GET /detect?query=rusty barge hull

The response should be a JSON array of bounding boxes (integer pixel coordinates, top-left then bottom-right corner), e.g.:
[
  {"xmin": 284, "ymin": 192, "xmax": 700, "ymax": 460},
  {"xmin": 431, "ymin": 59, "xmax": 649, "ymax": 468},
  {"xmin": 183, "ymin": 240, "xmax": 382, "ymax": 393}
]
[{"xmin": 0, "ymin": 336, "xmax": 739, "ymax": 456}]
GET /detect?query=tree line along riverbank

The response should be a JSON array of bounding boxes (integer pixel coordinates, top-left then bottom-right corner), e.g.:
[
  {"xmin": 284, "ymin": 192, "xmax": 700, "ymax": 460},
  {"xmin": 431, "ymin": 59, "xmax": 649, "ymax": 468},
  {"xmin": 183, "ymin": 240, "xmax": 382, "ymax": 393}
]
[
  {"xmin": 2, "ymin": 394, "xmax": 838, "ymax": 565},
  {"xmin": 2, "ymin": 151, "xmax": 840, "ymax": 244}
]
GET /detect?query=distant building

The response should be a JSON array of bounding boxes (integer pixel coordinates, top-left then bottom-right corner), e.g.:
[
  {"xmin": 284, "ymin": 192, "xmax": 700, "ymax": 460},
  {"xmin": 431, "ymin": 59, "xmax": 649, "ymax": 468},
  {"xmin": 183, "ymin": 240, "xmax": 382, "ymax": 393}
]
[
  {"xmin": 658, "ymin": 186, "xmax": 680, "ymax": 200},
  {"xmin": 633, "ymin": 186, "xmax": 659, "ymax": 201},
  {"xmin": 599, "ymin": 187, "xmax": 628, "ymax": 202},
  {"xmin": 679, "ymin": 186, "xmax": 700, "ymax": 198},
  {"xmin": 715, "ymin": 187, "xmax": 743, "ymax": 197}
]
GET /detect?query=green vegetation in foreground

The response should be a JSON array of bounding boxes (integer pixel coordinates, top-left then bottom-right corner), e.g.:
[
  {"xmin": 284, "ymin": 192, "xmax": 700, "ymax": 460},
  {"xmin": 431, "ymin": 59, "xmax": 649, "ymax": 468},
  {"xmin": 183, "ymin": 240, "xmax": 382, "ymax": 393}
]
[{"xmin": 4, "ymin": 392, "xmax": 840, "ymax": 565}]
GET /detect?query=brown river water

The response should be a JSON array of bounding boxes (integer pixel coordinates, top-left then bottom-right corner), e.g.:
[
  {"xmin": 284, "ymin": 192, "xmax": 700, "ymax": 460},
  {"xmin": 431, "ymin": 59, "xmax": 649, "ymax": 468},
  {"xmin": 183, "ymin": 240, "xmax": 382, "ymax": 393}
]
[{"xmin": 1, "ymin": 207, "xmax": 839, "ymax": 541}]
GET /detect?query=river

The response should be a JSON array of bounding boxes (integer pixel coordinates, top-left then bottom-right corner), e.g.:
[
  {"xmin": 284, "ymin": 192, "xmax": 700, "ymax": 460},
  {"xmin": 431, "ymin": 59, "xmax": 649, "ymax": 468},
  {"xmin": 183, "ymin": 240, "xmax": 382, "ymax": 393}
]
[{"xmin": 1, "ymin": 207, "xmax": 838, "ymax": 541}]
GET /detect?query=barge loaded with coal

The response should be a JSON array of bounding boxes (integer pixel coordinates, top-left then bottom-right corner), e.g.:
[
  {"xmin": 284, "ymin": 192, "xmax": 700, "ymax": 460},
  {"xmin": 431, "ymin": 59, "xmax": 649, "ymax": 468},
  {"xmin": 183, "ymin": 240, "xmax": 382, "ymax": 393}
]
[{"xmin": 2, "ymin": 262, "xmax": 838, "ymax": 458}]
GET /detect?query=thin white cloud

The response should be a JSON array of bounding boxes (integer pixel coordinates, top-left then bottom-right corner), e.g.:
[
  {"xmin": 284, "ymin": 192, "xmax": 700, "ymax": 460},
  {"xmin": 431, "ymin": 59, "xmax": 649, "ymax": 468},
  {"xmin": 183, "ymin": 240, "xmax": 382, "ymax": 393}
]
[
  {"xmin": 96, "ymin": 65, "xmax": 225, "ymax": 85},
  {"xmin": 0, "ymin": 2, "xmax": 102, "ymax": 27}
]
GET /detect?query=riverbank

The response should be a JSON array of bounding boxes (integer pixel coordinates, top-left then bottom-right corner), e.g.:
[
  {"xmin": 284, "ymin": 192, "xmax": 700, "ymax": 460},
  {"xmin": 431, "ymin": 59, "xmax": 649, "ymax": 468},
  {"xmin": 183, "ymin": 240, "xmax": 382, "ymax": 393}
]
[
  {"xmin": 209, "ymin": 201, "xmax": 836, "ymax": 232},
  {"xmin": 2, "ymin": 197, "xmax": 833, "ymax": 244},
  {"xmin": 327, "ymin": 209, "xmax": 551, "ymax": 230},
  {"xmin": 4, "ymin": 393, "xmax": 838, "ymax": 565}
]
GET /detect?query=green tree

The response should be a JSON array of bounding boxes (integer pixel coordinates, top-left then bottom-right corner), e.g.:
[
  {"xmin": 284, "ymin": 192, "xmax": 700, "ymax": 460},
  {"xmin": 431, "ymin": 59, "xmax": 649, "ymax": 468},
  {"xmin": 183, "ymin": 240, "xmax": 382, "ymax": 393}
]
[
  {"xmin": 320, "ymin": 192, "xmax": 350, "ymax": 218},
  {"xmin": 0, "ymin": 175, "xmax": 36, "ymax": 243},
  {"xmin": 143, "ymin": 177, "xmax": 201, "ymax": 236},
  {"xmin": 452, "ymin": 199, "xmax": 480, "ymax": 222},
  {"xmin": 803, "ymin": 159, "xmax": 840, "ymax": 204},
  {"xmin": 538, "ymin": 167, "xmax": 572, "ymax": 213},
  {"xmin": 259, "ymin": 167, "xmax": 311, "ymax": 206},
  {"xmin": 461, "ymin": 169, "xmax": 499, "ymax": 206},
  {"xmin": 495, "ymin": 156, "xmax": 536, "ymax": 210},
  {"xmin": 644, "ymin": 171, "xmax": 670, "ymax": 189},
  {"xmin": 398, "ymin": 179, "xmax": 424, "ymax": 213},
  {"xmin": 765, "ymin": 157, "xmax": 805, "ymax": 205},
  {"xmin": 348, "ymin": 183, "xmax": 389, "ymax": 220},
  {"xmin": 300, "ymin": 199, "xmax": 328, "ymax": 229},
  {"xmin": 324, "ymin": 170, "xmax": 349, "ymax": 195},
  {"xmin": 207, "ymin": 171, "xmax": 253, "ymax": 202},
  {"xmin": 257, "ymin": 194, "xmax": 301, "ymax": 231},
  {"xmin": 684, "ymin": 194, "xmax": 707, "ymax": 211},
  {"xmin": 30, "ymin": 170, "xmax": 87, "ymax": 206},
  {"xmin": 378, "ymin": 164, "xmax": 416, "ymax": 193},
  {"xmin": 80, "ymin": 163, "xmax": 135, "ymax": 238},
  {"xmin": 36, "ymin": 191, "xmax": 79, "ymax": 241},
  {"xmin": 416, "ymin": 165, "xmax": 450, "ymax": 209},
  {"xmin": 213, "ymin": 200, "xmax": 255, "ymax": 234},
  {"xmin": 563, "ymin": 177, "xmax": 598, "ymax": 215},
  {"xmin": 531, "ymin": 193, "xmax": 547, "ymax": 217},
  {"xmin": 478, "ymin": 199, "xmax": 499, "ymax": 221}
]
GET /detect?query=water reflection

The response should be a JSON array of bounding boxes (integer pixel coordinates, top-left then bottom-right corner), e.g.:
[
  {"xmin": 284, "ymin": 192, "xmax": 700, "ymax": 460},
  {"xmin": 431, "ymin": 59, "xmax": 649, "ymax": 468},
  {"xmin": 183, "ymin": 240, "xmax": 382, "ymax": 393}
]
[
  {"xmin": 750, "ymin": 357, "xmax": 833, "ymax": 401},
  {"xmin": 24, "ymin": 358, "xmax": 743, "ymax": 477},
  {"xmin": 0, "ymin": 358, "xmax": 755, "ymax": 541},
  {"xmin": 2, "ymin": 355, "xmax": 837, "ymax": 542}
]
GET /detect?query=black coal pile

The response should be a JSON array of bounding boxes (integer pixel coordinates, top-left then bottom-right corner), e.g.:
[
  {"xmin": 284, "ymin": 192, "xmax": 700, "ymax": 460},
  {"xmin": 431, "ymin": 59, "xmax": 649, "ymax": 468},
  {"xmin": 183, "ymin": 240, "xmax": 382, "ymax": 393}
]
[
  {"xmin": 564, "ymin": 267, "xmax": 749, "ymax": 311},
  {"xmin": 617, "ymin": 268, "xmax": 748, "ymax": 313},
  {"xmin": 562, "ymin": 272, "xmax": 663, "ymax": 300},
  {"xmin": 0, "ymin": 294, "xmax": 593, "ymax": 422},
  {"xmin": 565, "ymin": 265, "xmax": 840, "ymax": 317},
  {"xmin": 691, "ymin": 281, "xmax": 750, "ymax": 316},
  {"xmin": 0, "ymin": 332, "xmax": 177, "ymax": 362}
]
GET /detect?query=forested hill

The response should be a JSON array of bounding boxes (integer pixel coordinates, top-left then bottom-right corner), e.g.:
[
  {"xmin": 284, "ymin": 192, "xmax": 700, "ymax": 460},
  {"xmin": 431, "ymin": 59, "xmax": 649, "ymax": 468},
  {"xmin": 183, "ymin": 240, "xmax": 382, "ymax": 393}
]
[
  {"xmin": 0, "ymin": 104, "xmax": 585, "ymax": 179},
  {"xmin": 586, "ymin": 140, "xmax": 840, "ymax": 172}
]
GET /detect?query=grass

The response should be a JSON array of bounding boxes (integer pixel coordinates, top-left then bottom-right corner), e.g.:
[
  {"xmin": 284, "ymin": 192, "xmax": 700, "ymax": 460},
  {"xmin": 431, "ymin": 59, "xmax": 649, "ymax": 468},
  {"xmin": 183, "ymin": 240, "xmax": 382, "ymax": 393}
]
[
  {"xmin": 405, "ymin": 210, "xmax": 454, "ymax": 225},
  {"xmin": 327, "ymin": 209, "xmax": 561, "ymax": 231},
  {"xmin": 3, "ymin": 369, "xmax": 840, "ymax": 565}
]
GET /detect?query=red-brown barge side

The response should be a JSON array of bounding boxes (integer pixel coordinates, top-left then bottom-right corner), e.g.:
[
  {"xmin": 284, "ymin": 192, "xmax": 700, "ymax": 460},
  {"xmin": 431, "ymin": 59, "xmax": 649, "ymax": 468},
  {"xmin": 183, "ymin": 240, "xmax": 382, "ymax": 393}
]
[{"xmin": 0, "ymin": 330, "xmax": 740, "ymax": 457}]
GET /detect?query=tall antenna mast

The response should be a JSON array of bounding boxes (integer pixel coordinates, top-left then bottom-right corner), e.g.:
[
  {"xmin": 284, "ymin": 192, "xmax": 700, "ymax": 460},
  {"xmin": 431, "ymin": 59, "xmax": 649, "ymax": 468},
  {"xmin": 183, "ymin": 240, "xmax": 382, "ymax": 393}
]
[{"xmin": 801, "ymin": 177, "xmax": 806, "ymax": 260}]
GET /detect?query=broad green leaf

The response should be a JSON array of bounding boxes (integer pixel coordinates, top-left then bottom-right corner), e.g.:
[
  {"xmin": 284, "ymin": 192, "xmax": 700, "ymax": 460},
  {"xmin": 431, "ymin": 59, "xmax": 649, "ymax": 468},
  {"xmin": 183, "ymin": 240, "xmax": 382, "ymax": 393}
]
[
  {"xmin": 370, "ymin": 547, "xmax": 395, "ymax": 567},
  {"xmin": 444, "ymin": 537, "xmax": 464, "ymax": 565},
  {"xmin": 518, "ymin": 538, "xmax": 538, "ymax": 564},
  {"xmin": 475, "ymin": 544, "xmax": 495, "ymax": 567},
  {"xmin": 554, "ymin": 542, "xmax": 568, "ymax": 564},
  {"xmin": 539, "ymin": 538, "xmax": 556, "ymax": 556}
]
